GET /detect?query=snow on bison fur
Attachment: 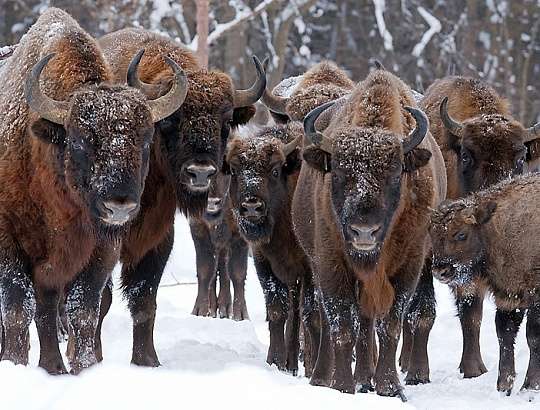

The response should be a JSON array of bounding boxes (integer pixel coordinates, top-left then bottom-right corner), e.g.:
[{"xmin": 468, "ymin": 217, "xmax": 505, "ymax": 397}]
[
  {"xmin": 0, "ymin": 8, "xmax": 186, "ymax": 374},
  {"xmin": 430, "ymin": 173, "xmax": 540, "ymax": 394},
  {"xmin": 97, "ymin": 28, "xmax": 265, "ymax": 366},
  {"xmin": 292, "ymin": 68, "xmax": 446, "ymax": 398},
  {"xmin": 406, "ymin": 76, "xmax": 540, "ymax": 381}
]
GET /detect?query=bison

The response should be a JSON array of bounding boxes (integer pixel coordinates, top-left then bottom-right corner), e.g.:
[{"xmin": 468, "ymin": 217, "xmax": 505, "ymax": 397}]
[
  {"xmin": 430, "ymin": 174, "xmax": 540, "ymax": 394},
  {"xmin": 402, "ymin": 76, "xmax": 540, "ymax": 381},
  {"xmin": 222, "ymin": 122, "xmax": 318, "ymax": 376},
  {"xmin": 0, "ymin": 8, "xmax": 186, "ymax": 374},
  {"xmin": 189, "ymin": 172, "xmax": 249, "ymax": 320},
  {"xmin": 97, "ymin": 28, "xmax": 265, "ymax": 366},
  {"xmin": 293, "ymin": 68, "xmax": 446, "ymax": 397}
]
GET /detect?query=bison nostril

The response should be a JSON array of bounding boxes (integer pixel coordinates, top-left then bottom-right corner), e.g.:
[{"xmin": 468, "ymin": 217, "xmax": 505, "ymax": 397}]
[
  {"xmin": 186, "ymin": 164, "xmax": 217, "ymax": 187},
  {"xmin": 103, "ymin": 200, "xmax": 138, "ymax": 214},
  {"xmin": 349, "ymin": 223, "xmax": 380, "ymax": 241},
  {"xmin": 240, "ymin": 198, "xmax": 265, "ymax": 217}
]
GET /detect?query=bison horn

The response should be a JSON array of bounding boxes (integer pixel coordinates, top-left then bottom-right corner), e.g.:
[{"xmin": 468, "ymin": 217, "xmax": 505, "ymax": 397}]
[
  {"xmin": 24, "ymin": 53, "xmax": 69, "ymax": 125},
  {"xmin": 234, "ymin": 55, "xmax": 266, "ymax": 108},
  {"xmin": 303, "ymin": 101, "xmax": 335, "ymax": 154},
  {"xmin": 260, "ymin": 57, "xmax": 289, "ymax": 115},
  {"xmin": 127, "ymin": 49, "xmax": 188, "ymax": 122},
  {"xmin": 524, "ymin": 123, "xmax": 540, "ymax": 143},
  {"xmin": 440, "ymin": 97, "xmax": 464, "ymax": 138},
  {"xmin": 372, "ymin": 59, "xmax": 386, "ymax": 71},
  {"xmin": 282, "ymin": 133, "xmax": 302, "ymax": 156},
  {"xmin": 402, "ymin": 106, "xmax": 429, "ymax": 154}
]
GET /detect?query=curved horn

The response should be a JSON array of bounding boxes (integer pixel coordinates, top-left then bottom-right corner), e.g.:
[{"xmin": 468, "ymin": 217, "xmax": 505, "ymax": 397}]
[
  {"xmin": 282, "ymin": 133, "xmax": 302, "ymax": 156},
  {"xmin": 24, "ymin": 53, "xmax": 69, "ymax": 124},
  {"xmin": 127, "ymin": 49, "xmax": 189, "ymax": 122},
  {"xmin": 439, "ymin": 97, "xmax": 464, "ymax": 138},
  {"xmin": 372, "ymin": 59, "xmax": 386, "ymax": 71},
  {"xmin": 234, "ymin": 55, "xmax": 266, "ymax": 108},
  {"xmin": 524, "ymin": 123, "xmax": 540, "ymax": 143},
  {"xmin": 402, "ymin": 106, "xmax": 429, "ymax": 154},
  {"xmin": 127, "ymin": 49, "xmax": 162, "ymax": 99},
  {"xmin": 303, "ymin": 101, "xmax": 335, "ymax": 154}
]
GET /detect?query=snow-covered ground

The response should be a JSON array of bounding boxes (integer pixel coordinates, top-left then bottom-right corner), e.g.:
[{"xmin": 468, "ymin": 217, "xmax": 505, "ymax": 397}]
[{"xmin": 0, "ymin": 214, "xmax": 537, "ymax": 409}]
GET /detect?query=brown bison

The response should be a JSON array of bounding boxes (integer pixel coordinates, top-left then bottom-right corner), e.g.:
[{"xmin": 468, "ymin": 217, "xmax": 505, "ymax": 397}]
[
  {"xmin": 293, "ymin": 68, "xmax": 446, "ymax": 397},
  {"xmin": 189, "ymin": 172, "xmax": 249, "ymax": 320},
  {"xmin": 403, "ymin": 77, "xmax": 540, "ymax": 381},
  {"xmin": 223, "ymin": 122, "xmax": 318, "ymax": 376},
  {"xmin": 0, "ymin": 9, "xmax": 185, "ymax": 374},
  {"xmin": 430, "ymin": 174, "xmax": 540, "ymax": 394},
  {"xmin": 97, "ymin": 28, "xmax": 265, "ymax": 366}
]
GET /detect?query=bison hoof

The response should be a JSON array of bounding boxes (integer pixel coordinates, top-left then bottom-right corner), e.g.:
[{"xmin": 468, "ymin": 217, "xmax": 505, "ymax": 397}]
[
  {"xmin": 405, "ymin": 371, "xmax": 430, "ymax": 385},
  {"xmin": 376, "ymin": 378, "xmax": 406, "ymax": 401},
  {"xmin": 40, "ymin": 361, "xmax": 68, "ymax": 375},
  {"xmin": 460, "ymin": 358, "xmax": 488, "ymax": 378},
  {"xmin": 330, "ymin": 379, "xmax": 355, "ymax": 394},
  {"xmin": 233, "ymin": 306, "xmax": 250, "ymax": 321},
  {"xmin": 357, "ymin": 383, "xmax": 375, "ymax": 393},
  {"xmin": 310, "ymin": 377, "xmax": 331, "ymax": 388},
  {"xmin": 132, "ymin": 352, "xmax": 161, "ymax": 367}
]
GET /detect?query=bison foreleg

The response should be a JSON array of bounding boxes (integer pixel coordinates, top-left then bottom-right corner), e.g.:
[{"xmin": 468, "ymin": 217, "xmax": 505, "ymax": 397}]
[
  {"xmin": 354, "ymin": 314, "xmax": 376, "ymax": 392},
  {"xmin": 190, "ymin": 225, "xmax": 216, "ymax": 317},
  {"xmin": 0, "ymin": 253, "xmax": 34, "ymax": 366},
  {"xmin": 301, "ymin": 272, "xmax": 320, "ymax": 378},
  {"xmin": 310, "ymin": 302, "xmax": 334, "ymax": 388},
  {"xmin": 495, "ymin": 308, "xmax": 525, "ymax": 394},
  {"xmin": 216, "ymin": 249, "xmax": 232, "ymax": 319},
  {"xmin": 229, "ymin": 238, "xmax": 249, "ymax": 321},
  {"xmin": 285, "ymin": 280, "xmax": 301, "ymax": 375},
  {"xmin": 523, "ymin": 301, "xmax": 540, "ymax": 391},
  {"xmin": 123, "ymin": 229, "xmax": 173, "ymax": 367}
]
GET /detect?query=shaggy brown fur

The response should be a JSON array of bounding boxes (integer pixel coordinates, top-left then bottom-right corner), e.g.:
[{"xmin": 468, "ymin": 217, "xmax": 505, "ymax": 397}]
[
  {"xmin": 223, "ymin": 122, "xmax": 319, "ymax": 376},
  {"xmin": 283, "ymin": 61, "xmax": 354, "ymax": 122},
  {"xmin": 292, "ymin": 69, "xmax": 445, "ymax": 396},
  {"xmin": 189, "ymin": 173, "xmax": 249, "ymax": 320},
  {"xmin": 98, "ymin": 28, "xmax": 258, "ymax": 367},
  {"xmin": 0, "ymin": 9, "xmax": 156, "ymax": 375},
  {"xmin": 418, "ymin": 76, "xmax": 540, "ymax": 380},
  {"xmin": 430, "ymin": 174, "xmax": 540, "ymax": 393}
]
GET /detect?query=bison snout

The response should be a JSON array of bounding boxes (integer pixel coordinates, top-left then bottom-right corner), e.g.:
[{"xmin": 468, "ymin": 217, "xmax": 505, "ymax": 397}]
[
  {"xmin": 348, "ymin": 223, "xmax": 380, "ymax": 250},
  {"xmin": 240, "ymin": 197, "xmax": 266, "ymax": 219},
  {"xmin": 186, "ymin": 164, "xmax": 217, "ymax": 190},
  {"xmin": 432, "ymin": 265, "xmax": 453, "ymax": 283},
  {"xmin": 206, "ymin": 197, "xmax": 223, "ymax": 214},
  {"xmin": 100, "ymin": 199, "xmax": 138, "ymax": 225}
]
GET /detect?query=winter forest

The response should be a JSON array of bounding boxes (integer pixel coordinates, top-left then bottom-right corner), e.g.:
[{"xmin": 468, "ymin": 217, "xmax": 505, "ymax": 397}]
[{"xmin": 1, "ymin": 1, "xmax": 540, "ymax": 410}]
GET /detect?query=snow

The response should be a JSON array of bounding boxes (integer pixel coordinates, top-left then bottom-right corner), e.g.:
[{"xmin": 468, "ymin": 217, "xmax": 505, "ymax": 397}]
[{"xmin": 0, "ymin": 214, "xmax": 537, "ymax": 409}]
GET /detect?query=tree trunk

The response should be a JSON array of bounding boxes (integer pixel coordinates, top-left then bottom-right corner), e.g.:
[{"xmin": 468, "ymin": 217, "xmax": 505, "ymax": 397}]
[{"xmin": 196, "ymin": 0, "xmax": 209, "ymax": 69}]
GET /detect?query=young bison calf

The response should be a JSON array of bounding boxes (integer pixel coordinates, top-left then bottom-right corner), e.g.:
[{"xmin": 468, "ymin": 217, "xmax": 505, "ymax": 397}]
[
  {"xmin": 430, "ymin": 174, "xmax": 540, "ymax": 394},
  {"xmin": 189, "ymin": 172, "xmax": 249, "ymax": 320},
  {"xmin": 223, "ymin": 123, "xmax": 318, "ymax": 375}
]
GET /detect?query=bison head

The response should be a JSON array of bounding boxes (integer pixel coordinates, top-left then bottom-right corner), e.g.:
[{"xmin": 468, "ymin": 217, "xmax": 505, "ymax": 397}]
[
  {"xmin": 202, "ymin": 172, "xmax": 231, "ymax": 225},
  {"xmin": 429, "ymin": 199, "xmax": 496, "ymax": 287},
  {"xmin": 223, "ymin": 123, "xmax": 302, "ymax": 243},
  {"xmin": 440, "ymin": 97, "xmax": 540, "ymax": 195},
  {"xmin": 303, "ymin": 102, "xmax": 432, "ymax": 271},
  {"xmin": 25, "ymin": 53, "xmax": 187, "ymax": 232},
  {"xmin": 128, "ymin": 52, "xmax": 266, "ymax": 216}
]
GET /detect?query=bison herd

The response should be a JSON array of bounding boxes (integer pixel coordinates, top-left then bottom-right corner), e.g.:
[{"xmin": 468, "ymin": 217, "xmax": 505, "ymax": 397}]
[{"xmin": 0, "ymin": 7, "xmax": 539, "ymax": 402}]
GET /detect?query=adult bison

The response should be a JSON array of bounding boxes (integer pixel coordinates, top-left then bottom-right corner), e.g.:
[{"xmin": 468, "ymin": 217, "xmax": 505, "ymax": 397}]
[
  {"xmin": 293, "ymin": 68, "xmax": 446, "ymax": 397},
  {"xmin": 0, "ymin": 8, "xmax": 185, "ymax": 374},
  {"xmin": 430, "ymin": 174, "xmax": 540, "ymax": 394},
  {"xmin": 402, "ymin": 77, "xmax": 540, "ymax": 381},
  {"xmin": 223, "ymin": 122, "xmax": 318, "ymax": 376},
  {"xmin": 189, "ymin": 172, "xmax": 249, "ymax": 320},
  {"xmin": 98, "ymin": 28, "xmax": 265, "ymax": 366}
]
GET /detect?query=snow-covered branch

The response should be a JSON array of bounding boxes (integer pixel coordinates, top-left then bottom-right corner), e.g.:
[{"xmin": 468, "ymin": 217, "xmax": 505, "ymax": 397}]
[
  {"xmin": 372, "ymin": 0, "xmax": 393, "ymax": 51},
  {"xmin": 412, "ymin": 6, "xmax": 441, "ymax": 57}
]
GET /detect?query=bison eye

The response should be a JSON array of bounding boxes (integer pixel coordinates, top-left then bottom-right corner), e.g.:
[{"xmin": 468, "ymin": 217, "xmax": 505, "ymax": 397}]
[
  {"xmin": 71, "ymin": 141, "xmax": 84, "ymax": 151},
  {"xmin": 460, "ymin": 150, "xmax": 473, "ymax": 168},
  {"xmin": 454, "ymin": 231, "xmax": 467, "ymax": 241},
  {"xmin": 271, "ymin": 167, "xmax": 280, "ymax": 178},
  {"xmin": 515, "ymin": 156, "xmax": 525, "ymax": 171}
]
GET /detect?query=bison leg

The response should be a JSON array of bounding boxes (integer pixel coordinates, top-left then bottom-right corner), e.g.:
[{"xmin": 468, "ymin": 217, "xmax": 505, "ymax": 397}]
[
  {"xmin": 319, "ymin": 290, "xmax": 358, "ymax": 394},
  {"xmin": 354, "ymin": 314, "xmax": 376, "ymax": 392},
  {"xmin": 94, "ymin": 279, "xmax": 113, "ymax": 362},
  {"xmin": 495, "ymin": 308, "xmax": 525, "ymax": 394},
  {"xmin": 229, "ymin": 238, "xmax": 249, "ymax": 321},
  {"xmin": 190, "ymin": 224, "xmax": 216, "ymax": 317},
  {"xmin": 310, "ymin": 303, "xmax": 334, "ymax": 387},
  {"xmin": 0, "ymin": 254, "xmax": 34, "ymax": 366},
  {"xmin": 455, "ymin": 288, "xmax": 487, "ymax": 378},
  {"xmin": 34, "ymin": 286, "xmax": 67, "ymax": 374},
  {"xmin": 216, "ymin": 249, "xmax": 232, "ymax": 319},
  {"xmin": 404, "ymin": 258, "xmax": 436, "ymax": 385},
  {"xmin": 523, "ymin": 302, "xmax": 540, "ymax": 391},
  {"xmin": 301, "ymin": 273, "xmax": 320, "ymax": 378},
  {"xmin": 255, "ymin": 255, "xmax": 288, "ymax": 371},
  {"xmin": 285, "ymin": 280, "xmax": 301, "ymax": 375},
  {"xmin": 123, "ymin": 229, "xmax": 173, "ymax": 367}
]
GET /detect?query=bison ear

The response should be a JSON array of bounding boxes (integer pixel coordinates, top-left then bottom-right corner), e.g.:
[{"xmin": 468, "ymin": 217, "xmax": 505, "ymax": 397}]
[
  {"xmin": 270, "ymin": 111, "xmax": 290, "ymax": 125},
  {"xmin": 30, "ymin": 118, "xmax": 66, "ymax": 146},
  {"xmin": 403, "ymin": 148, "xmax": 431, "ymax": 172},
  {"xmin": 232, "ymin": 106, "xmax": 256, "ymax": 127},
  {"xmin": 475, "ymin": 201, "xmax": 496, "ymax": 225},
  {"xmin": 283, "ymin": 147, "xmax": 301, "ymax": 175},
  {"xmin": 302, "ymin": 145, "xmax": 331, "ymax": 173},
  {"xmin": 447, "ymin": 131, "xmax": 461, "ymax": 154}
]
